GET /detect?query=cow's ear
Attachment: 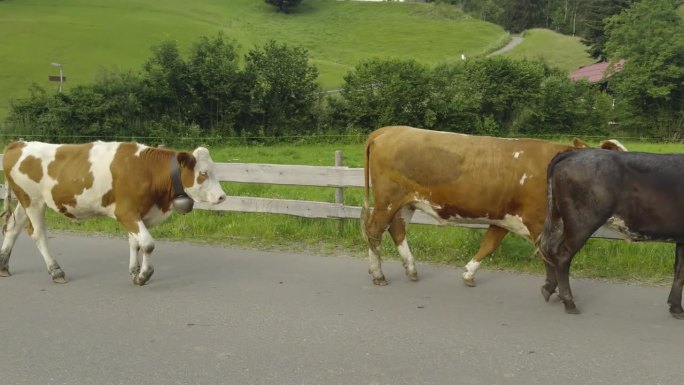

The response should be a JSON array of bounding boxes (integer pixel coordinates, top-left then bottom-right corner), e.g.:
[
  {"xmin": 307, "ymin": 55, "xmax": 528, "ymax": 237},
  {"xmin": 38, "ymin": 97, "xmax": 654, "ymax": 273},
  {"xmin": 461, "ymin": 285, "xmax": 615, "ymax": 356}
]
[
  {"xmin": 572, "ymin": 137, "xmax": 589, "ymax": 148},
  {"xmin": 176, "ymin": 152, "xmax": 196, "ymax": 169},
  {"xmin": 600, "ymin": 139, "xmax": 628, "ymax": 152}
]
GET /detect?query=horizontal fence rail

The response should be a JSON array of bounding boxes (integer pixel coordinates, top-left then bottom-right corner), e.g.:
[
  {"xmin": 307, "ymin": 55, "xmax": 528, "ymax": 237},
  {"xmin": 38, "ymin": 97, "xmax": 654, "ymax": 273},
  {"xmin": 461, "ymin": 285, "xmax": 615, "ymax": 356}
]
[{"xmin": 0, "ymin": 153, "xmax": 623, "ymax": 239}]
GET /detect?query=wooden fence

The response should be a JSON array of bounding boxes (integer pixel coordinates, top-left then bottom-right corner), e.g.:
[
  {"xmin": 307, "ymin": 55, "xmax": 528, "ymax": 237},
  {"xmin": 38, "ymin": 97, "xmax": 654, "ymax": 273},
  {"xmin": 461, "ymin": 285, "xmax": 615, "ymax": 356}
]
[{"xmin": 0, "ymin": 152, "xmax": 622, "ymax": 239}]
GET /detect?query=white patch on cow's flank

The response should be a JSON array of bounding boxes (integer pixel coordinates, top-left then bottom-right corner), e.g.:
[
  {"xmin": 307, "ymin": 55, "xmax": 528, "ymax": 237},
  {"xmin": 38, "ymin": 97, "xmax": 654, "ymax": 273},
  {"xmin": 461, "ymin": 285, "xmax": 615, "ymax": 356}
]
[
  {"xmin": 519, "ymin": 173, "xmax": 528, "ymax": 186},
  {"xmin": 513, "ymin": 151, "xmax": 524, "ymax": 159},
  {"xmin": 143, "ymin": 205, "xmax": 173, "ymax": 228},
  {"xmin": 412, "ymin": 199, "xmax": 442, "ymax": 218},
  {"xmin": 68, "ymin": 142, "xmax": 122, "ymax": 218},
  {"xmin": 410, "ymin": 197, "xmax": 531, "ymax": 240},
  {"xmin": 10, "ymin": 142, "xmax": 59, "ymax": 207},
  {"xmin": 500, "ymin": 214, "xmax": 531, "ymax": 239}
]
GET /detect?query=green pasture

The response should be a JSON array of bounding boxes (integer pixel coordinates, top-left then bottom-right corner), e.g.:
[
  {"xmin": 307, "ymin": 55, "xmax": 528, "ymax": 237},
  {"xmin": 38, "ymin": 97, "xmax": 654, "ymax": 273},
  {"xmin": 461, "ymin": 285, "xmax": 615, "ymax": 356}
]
[
  {"xmin": 502, "ymin": 28, "xmax": 594, "ymax": 73},
  {"xmin": 0, "ymin": 0, "xmax": 507, "ymax": 119},
  {"xmin": 18, "ymin": 139, "xmax": 684, "ymax": 286}
]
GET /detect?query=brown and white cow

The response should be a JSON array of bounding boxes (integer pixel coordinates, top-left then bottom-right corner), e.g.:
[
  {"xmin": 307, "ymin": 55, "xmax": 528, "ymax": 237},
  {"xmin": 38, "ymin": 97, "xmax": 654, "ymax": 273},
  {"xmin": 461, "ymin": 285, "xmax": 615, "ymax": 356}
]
[
  {"xmin": 361, "ymin": 126, "xmax": 626, "ymax": 286},
  {"xmin": 0, "ymin": 141, "xmax": 226, "ymax": 285}
]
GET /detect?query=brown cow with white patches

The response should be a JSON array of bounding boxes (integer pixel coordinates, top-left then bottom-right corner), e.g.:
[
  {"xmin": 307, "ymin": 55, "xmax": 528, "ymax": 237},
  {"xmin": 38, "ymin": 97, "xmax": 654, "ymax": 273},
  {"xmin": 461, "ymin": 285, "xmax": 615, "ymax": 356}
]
[
  {"xmin": 0, "ymin": 141, "xmax": 226, "ymax": 285},
  {"xmin": 361, "ymin": 126, "xmax": 626, "ymax": 286}
]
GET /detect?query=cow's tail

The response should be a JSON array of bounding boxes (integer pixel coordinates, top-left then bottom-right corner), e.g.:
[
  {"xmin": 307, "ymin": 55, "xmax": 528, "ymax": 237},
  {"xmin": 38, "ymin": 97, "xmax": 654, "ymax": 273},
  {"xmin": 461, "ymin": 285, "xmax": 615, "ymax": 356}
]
[
  {"xmin": 2, "ymin": 179, "xmax": 12, "ymax": 235},
  {"xmin": 360, "ymin": 135, "xmax": 374, "ymax": 246},
  {"xmin": 536, "ymin": 152, "xmax": 573, "ymax": 265}
]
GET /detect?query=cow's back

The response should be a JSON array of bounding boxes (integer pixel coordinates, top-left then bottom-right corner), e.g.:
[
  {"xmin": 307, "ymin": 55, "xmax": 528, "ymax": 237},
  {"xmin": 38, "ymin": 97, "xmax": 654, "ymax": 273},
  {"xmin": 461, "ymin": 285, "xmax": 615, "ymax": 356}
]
[
  {"xmin": 549, "ymin": 150, "xmax": 684, "ymax": 242},
  {"xmin": 3, "ymin": 141, "xmax": 144, "ymax": 219}
]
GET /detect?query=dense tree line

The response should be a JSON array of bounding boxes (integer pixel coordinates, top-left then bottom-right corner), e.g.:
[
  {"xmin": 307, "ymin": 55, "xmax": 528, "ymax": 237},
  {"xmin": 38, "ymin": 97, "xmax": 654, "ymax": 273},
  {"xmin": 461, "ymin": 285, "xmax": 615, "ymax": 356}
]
[
  {"xmin": 6, "ymin": 36, "xmax": 320, "ymax": 144},
  {"xmin": 5, "ymin": 0, "xmax": 683, "ymax": 143}
]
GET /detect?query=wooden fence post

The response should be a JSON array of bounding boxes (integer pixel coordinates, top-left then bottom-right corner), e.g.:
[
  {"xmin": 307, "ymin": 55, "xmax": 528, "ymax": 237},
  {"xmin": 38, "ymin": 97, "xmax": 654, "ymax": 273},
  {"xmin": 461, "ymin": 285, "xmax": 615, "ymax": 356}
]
[
  {"xmin": 335, "ymin": 150, "xmax": 344, "ymax": 205},
  {"xmin": 335, "ymin": 150, "xmax": 345, "ymax": 232}
]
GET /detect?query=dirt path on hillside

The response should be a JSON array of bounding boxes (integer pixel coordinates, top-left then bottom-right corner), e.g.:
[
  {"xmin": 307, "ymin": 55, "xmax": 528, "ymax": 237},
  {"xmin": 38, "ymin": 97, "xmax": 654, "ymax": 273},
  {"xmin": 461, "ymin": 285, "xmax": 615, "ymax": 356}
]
[{"xmin": 488, "ymin": 35, "xmax": 524, "ymax": 56}]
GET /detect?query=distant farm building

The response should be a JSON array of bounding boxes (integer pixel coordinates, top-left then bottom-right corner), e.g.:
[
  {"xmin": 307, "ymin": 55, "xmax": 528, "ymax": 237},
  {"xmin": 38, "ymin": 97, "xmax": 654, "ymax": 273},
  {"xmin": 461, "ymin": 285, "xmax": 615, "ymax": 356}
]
[{"xmin": 569, "ymin": 60, "xmax": 626, "ymax": 90}]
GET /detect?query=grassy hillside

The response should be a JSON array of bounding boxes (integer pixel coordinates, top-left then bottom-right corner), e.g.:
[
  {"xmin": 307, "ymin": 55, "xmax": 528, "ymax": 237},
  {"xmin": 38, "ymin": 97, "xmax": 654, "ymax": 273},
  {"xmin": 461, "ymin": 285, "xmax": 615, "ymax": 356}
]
[
  {"xmin": 0, "ymin": 0, "xmax": 508, "ymax": 119},
  {"xmin": 503, "ymin": 28, "xmax": 594, "ymax": 72}
]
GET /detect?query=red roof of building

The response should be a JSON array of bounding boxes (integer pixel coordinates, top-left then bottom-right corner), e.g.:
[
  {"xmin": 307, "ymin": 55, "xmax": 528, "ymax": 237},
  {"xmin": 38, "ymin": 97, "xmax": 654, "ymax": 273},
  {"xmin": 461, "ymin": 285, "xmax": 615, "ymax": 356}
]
[{"xmin": 569, "ymin": 60, "xmax": 625, "ymax": 83}]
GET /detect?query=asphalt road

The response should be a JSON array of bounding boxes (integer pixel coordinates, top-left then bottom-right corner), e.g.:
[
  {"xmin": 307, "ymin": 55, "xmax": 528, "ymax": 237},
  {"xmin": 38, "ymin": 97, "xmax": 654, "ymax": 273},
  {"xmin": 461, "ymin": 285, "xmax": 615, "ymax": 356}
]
[{"xmin": 1, "ymin": 232, "xmax": 682, "ymax": 385}]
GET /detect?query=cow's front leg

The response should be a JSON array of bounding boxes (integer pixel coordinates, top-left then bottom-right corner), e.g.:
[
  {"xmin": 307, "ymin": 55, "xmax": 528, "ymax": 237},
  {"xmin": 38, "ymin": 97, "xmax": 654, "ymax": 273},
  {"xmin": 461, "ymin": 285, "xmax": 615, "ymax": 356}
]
[
  {"xmin": 667, "ymin": 243, "xmax": 684, "ymax": 319},
  {"xmin": 128, "ymin": 234, "xmax": 141, "ymax": 279},
  {"xmin": 118, "ymin": 216, "xmax": 155, "ymax": 286},
  {"xmin": 131, "ymin": 221, "xmax": 155, "ymax": 286}
]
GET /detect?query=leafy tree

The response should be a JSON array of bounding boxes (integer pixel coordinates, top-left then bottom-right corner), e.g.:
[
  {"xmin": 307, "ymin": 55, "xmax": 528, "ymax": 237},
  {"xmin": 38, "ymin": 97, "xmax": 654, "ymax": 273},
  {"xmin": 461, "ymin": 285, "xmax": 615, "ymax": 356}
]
[
  {"xmin": 464, "ymin": 57, "xmax": 546, "ymax": 133},
  {"xmin": 337, "ymin": 58, "xmax": 434, "ymax": 131},
  {"xmin": 581, "ymin": 0, "xmax": 635, "ymax": 60},
  {"xmin": 243, "ymin": 40, "xmax": 319, "ymax": 136},
  {"xmin": 516, "ymin": 74, "xmax": 613, "ymax": 135},
  {"xmin": 185, "ymin": 34, "xmax": 245, "ymax": 133},
  {"xmin": 265, "ymin": 0, "xmax": 302, "ymax": 13},
  {"xmin": 140, "ymin": 40, "xmax": 192, "ymax": 123},
  {"xmin": 604, "ymin": 0, "xmax": 684, "ymax": 136},
  {"xmin": 430, "ymin": 62, "xmax": 482, "ymax": 133}
]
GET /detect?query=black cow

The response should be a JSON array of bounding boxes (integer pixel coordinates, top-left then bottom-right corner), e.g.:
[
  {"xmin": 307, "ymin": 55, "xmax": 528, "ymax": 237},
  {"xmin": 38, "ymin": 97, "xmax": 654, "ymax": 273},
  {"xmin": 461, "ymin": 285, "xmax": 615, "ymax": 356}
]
[{"xmin": 538, "ymin": 149, "xmax": 684, "ymax": 318}]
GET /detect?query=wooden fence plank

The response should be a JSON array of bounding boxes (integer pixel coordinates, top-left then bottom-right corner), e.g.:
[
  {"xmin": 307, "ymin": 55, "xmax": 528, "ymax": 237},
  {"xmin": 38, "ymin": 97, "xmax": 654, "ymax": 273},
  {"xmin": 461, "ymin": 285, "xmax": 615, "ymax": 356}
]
[{"xmin": 214, "ymin": 163, "xmax": 365, "ymax": 188}]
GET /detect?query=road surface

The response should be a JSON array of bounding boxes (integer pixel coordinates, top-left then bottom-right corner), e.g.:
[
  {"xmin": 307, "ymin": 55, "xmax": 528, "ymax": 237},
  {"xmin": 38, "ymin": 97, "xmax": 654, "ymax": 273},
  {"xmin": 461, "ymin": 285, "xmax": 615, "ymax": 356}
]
[{"xmin": 0, "ymin": 233, "xmax": 681, "ymax": 385}]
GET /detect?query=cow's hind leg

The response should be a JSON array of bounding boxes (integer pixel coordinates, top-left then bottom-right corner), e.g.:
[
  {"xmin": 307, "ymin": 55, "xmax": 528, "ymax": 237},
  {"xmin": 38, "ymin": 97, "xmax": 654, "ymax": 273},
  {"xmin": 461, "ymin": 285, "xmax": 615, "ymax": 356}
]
[
  {"xmin": 363, "ymin": 205, "xmax": 397, "ymax": 286},
  {"xmin": 541, "ymin": 260, "xmax": 558, "ymax": 302},
  {"xmin": 462, "ymin": 226, "xmax": 508, "ymax": 287},
  {"xmin": 388, "ymin": 206, "xmax": 417, "ymax": 281},
  {"xmin": 552, "ymin": 224, "xmax": 595, "ymax": 314},
  {"xmin": 24, "ymin": 204, "xmax": 66, "ymax": 283},
  {"xmin": 0, "ymin": 204, "xmax": 29, "ymax": 276},
  {"xmin": 667, "ymin": 243, "xmax": 684, "ymax": 319}
]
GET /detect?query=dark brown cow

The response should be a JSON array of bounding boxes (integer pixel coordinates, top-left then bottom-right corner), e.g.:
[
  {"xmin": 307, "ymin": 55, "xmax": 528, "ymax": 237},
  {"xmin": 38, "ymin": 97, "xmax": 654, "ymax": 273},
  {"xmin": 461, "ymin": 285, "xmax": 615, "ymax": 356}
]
[
  {"xmin": 0, "ymin": 141, "xmax": 226, "ymax": 285},
  {"xmin": 539, "ymin": 149, "xmax": 684, "ymax": 318},
  {"xmin": 361, "ymin": 126, "xmax": 626, "ymax": 286}
]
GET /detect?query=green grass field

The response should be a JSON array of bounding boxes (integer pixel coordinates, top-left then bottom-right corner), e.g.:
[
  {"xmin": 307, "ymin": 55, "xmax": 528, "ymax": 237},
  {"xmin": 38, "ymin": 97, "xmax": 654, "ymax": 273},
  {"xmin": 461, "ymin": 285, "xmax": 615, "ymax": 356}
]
[
  {"xmin": 0, "ymin": 0, "xmax": 508, "ymax": 119},
  {"xmin": 21, "ymin": 139, "xmax": 683, "ymax": 286},
  {"xmin": 0, "ymin": 1, "xmax": 600, "ymax": 122},
  {"xmin": 502, "ymin": 28, "xmax": 594, "ymax": 72}
]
